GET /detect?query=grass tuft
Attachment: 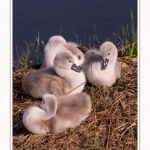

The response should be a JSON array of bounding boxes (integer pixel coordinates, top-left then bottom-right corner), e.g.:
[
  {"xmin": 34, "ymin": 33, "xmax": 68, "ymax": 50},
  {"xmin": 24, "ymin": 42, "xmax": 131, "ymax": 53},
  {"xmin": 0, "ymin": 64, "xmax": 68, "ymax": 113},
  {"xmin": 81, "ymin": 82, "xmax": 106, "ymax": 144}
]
[{"xmin": 13, "ymin": 10, "xmax": 137, "ymax": 69}]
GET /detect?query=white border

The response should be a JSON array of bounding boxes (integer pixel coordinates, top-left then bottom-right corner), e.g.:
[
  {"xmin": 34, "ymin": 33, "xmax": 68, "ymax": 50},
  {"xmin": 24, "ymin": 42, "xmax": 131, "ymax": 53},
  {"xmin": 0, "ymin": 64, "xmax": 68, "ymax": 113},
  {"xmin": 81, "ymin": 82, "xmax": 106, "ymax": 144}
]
[
  {"xmin": 140, "ymin": 0, "xmax": 150, "ymax": 149},
  {"xmin": 138, "ymin": 0, "xmax": 139, "ymax": 149},
  {"xmin": 11, "ymin": 0, "xmax": 12, "ymax": 149},
  {"xmin": 2, "ymin": 0, "xmax": 140, "ymax": 149},
  {"xmin": 0, "ymin": 0, "xmax": 11, "ymax": 149}
]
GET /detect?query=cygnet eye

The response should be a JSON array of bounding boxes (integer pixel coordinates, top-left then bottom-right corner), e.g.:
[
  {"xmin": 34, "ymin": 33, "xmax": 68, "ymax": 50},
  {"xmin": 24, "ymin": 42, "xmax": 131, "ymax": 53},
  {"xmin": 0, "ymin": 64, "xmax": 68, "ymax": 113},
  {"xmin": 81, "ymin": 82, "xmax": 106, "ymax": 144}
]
[
  {"xmin": 108, "ymin": 53, "xmax": 110, "ymax": 55},
  {"xmin": 78, "ymin": 55, "xmax": 81, "ymax": 60},
  {"xmin": 43, "ymin": 101, "xmax": 45, "ymax": 104},
  {"xmin": 69, "ymin": 60, "xmax": 71, "ymax": 63}
]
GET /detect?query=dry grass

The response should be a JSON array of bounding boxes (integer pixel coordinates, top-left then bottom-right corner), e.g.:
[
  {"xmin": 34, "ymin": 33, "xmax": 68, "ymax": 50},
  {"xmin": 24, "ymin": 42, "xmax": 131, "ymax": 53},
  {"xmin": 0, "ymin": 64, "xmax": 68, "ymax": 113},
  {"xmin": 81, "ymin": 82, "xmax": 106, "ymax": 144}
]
[{"xmin": 13, "ymin": 57, "xmax": 137, "ymax": 150}]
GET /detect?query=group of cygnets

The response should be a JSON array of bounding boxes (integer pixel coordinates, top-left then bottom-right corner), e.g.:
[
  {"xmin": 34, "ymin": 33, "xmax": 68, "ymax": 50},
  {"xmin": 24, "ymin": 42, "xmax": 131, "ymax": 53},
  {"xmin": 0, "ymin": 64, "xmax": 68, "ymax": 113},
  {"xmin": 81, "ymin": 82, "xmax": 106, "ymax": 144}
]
[{"xmin": 22, "ymin": 35, "xmax": 121, "ymax": 135}]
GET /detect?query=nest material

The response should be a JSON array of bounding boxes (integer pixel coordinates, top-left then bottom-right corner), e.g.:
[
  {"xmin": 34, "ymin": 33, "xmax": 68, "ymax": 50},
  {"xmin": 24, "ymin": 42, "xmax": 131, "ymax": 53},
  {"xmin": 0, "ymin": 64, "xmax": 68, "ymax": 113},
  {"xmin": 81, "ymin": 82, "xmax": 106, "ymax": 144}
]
[{"xmin": 13, "ymin": 58, "xmax": 137, "ymax": 150}]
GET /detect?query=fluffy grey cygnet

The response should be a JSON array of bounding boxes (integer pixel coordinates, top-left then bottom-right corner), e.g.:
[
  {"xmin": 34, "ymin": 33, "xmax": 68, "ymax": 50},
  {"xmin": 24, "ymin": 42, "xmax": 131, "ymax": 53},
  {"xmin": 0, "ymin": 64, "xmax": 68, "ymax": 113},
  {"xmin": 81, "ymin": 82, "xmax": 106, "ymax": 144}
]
[
  {"xmin": 22, "ymin": 50, "xmax": 86, "ymax": 98},
  {"xmin": 23, "ymin": 92, "xmax": 91, "ymax": 135},
  {"xmin": 82, "ymin": 41, "xmax": 121, "ymax": 87},
  {"xmin": 41, "ymin": 35, "xmax": 85, "ymax": 68}
]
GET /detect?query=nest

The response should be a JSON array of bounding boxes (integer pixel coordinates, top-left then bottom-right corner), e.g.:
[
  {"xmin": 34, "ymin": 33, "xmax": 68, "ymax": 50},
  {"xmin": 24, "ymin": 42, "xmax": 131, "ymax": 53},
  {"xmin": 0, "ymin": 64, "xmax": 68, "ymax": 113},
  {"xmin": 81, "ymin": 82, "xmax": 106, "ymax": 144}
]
[{"xmin": 13, "ymin": 57, "xmax": 137, "ymax": 150}]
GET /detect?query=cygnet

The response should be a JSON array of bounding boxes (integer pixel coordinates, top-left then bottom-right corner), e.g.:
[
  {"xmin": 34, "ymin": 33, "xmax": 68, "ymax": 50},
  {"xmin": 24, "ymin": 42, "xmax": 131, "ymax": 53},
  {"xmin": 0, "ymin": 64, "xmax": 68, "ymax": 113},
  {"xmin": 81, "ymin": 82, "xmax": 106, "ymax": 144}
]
[
  {"xmin": 82, "ymin": 41, "xmax": 121, "ymax": 87},
  {"xmin": 41, "ymin": 35, "xmax": 85, "ymax": 68},
  {"xmin": 23, "ymin": 92, "xmax": 91, "ymax": 134},
  {"xmin": 22, "ymin": 50, "xmax": 86, "ymax": 98}
]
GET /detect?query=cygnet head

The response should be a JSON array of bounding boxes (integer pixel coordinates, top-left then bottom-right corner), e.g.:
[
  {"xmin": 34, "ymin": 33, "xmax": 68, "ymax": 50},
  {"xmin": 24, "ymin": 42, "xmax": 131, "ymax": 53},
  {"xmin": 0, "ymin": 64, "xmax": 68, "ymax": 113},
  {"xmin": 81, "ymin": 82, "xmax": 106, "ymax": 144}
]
[
  {"xmin": 65, "ymin": 42, "xmax": 85, "ymax": 67},
  {"xmin": 40, "ymin": 94, "xmax": 57, "ymax": 118},
  {"xmin": 47, "ymin": 35, "xmax": 66, "ymax": 47},
  {"xmin": 53, "ymin": 50, "xmax": 81, "ymax": 76},
  {"xmin": 98, "ymin": 41, "xmax": 118, "ymax": 69}
]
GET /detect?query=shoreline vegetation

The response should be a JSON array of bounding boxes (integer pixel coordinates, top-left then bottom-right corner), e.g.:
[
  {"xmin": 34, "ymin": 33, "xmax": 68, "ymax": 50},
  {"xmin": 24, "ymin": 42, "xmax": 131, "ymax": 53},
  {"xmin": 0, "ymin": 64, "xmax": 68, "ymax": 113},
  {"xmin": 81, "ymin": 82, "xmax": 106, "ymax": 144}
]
[
  {"xmin": 13, "ymin": 10, "xmax": 137, "ymax": 69},
  {"xmin": 13, "ymin": 10, "xmax": 138, "ymax": 149}
]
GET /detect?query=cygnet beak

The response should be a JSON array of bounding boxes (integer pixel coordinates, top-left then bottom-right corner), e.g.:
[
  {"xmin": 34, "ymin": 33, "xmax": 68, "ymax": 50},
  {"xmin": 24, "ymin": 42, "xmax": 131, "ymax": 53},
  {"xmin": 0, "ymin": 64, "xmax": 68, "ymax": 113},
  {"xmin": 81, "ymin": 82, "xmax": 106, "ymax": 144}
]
[
  {"xmin": 102, "ymin": 58, "xmax": 109, "ymax": 70},
  {"xmin": 71, "ymin": 64, "xmax": 81, "ymax": 73}
]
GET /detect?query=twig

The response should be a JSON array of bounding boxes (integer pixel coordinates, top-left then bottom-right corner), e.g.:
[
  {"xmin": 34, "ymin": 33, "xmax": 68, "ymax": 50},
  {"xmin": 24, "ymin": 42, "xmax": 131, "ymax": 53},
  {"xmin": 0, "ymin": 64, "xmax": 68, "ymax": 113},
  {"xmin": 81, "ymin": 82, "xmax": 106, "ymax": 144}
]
[
  {"xmin": 109, "ymin": 91, "xmax": 125, "ymax": 113},
  {"xmin": 24, "ymin": 134, "xmax": 31, "ymax": 145},
  {"xmin": 96, "ymin": 116, "xmax": 130, "ymax": 121},
  {"xmin": 114, "ymin": 122, "xmax": 129, "ymax": 131},
  {"xmin": 121, "ymin": 122, "xmax": 136, "ymax": 137},
  {"xmin": 35, "ymin": 36, "xmax": 44, "ymax": 54},
  {"xmin": 118, "ymin": 41, "xmax": 137, "ymax": 51},
  {"xmin": 106, "ymin": 120, "xmax": 112, "ymax": 149},
  {"xmin": 65, "ymin": 81, "xmax": 86, "ymax": 95},
  {"xmin": 114, "ymin": 83, "xmax": 137, "ymax": 89}
]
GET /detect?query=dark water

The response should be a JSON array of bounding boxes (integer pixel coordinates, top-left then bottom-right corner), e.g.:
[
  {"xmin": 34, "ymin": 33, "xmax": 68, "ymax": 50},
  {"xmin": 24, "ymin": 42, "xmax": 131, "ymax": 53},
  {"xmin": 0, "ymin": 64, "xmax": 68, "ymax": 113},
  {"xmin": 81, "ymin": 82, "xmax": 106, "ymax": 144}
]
[{"xmin": 13, "ymin": 0, "xmax": 137, "ymax": 56}]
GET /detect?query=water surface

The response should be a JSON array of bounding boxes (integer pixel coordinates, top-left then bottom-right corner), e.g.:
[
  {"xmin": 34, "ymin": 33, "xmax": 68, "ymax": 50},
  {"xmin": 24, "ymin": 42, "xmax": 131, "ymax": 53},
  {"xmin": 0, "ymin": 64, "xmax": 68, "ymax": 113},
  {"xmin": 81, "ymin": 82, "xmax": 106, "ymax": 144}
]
[{"xmin": 13, "ymin": 0, "xmax": 137, "ymax": 55}]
